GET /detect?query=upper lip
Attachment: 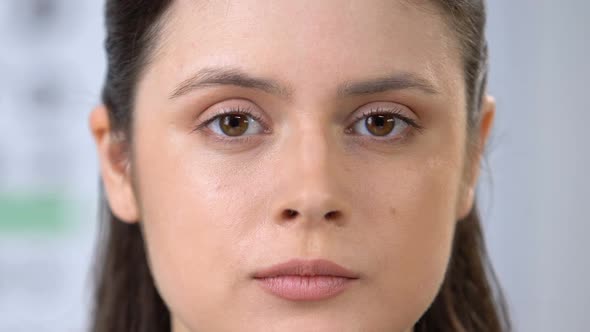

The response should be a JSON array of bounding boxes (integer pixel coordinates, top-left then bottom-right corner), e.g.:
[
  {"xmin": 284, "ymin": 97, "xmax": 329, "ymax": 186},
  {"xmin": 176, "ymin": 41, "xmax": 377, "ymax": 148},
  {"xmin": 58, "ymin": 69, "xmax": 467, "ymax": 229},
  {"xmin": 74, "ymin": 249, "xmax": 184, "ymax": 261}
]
[{"xmin": 253, "ymin": 258, "xmax": 359, "ymax": 279}]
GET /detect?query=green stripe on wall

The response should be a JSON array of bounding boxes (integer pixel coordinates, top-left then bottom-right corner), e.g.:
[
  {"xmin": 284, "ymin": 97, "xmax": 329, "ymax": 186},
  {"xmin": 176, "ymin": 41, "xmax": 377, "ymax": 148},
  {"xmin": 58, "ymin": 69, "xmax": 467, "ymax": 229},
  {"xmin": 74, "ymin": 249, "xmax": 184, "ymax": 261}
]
[{"xmin": 0, "ymin": 193, "xmax": 70, "ymax": 233}]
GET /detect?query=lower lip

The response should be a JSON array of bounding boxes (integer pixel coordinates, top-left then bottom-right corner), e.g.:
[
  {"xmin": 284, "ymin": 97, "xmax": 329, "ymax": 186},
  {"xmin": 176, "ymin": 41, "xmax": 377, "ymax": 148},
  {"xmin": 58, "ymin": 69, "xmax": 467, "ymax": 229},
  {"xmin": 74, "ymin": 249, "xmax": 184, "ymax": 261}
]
[{"xmin": 255, "ymin": 275, "xmax": 356, "ymax": 301}]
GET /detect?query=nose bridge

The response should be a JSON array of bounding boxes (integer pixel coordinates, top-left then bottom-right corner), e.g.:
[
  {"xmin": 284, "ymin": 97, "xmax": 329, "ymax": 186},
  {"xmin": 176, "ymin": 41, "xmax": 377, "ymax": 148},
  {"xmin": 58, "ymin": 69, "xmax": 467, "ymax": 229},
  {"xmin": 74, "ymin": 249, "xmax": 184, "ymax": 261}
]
[
  {"xmin": 299, "ymin": 120, "xmax": 330, "ymax": 182},
  {"xmin": 272, "ymin": 113, "xmax": 348, "ymax": 226}
]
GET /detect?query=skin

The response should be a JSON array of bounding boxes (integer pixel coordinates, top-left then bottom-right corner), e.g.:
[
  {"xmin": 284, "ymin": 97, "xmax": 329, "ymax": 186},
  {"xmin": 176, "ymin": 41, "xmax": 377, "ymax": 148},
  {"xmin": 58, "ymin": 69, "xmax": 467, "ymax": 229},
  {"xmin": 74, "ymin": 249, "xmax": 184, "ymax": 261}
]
[{"xmin": 90, "ymin": 0, "xmax": 495, "ymax": 331}]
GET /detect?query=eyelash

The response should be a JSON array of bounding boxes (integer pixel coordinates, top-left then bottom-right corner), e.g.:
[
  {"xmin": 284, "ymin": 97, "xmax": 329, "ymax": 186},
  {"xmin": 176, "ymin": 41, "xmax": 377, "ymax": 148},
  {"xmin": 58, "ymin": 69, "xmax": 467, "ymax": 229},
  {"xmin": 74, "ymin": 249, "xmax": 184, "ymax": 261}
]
[
  {"xmin": 191, "ymin": 106, "xmax": 269, "ymax": 145},
  {"xmin": 192, "ymin": 105, "xmax": 423, "ymax": 145},
  {"xmin": 350, "ymin": 107, "xmax": 423, "ymax": 131}
]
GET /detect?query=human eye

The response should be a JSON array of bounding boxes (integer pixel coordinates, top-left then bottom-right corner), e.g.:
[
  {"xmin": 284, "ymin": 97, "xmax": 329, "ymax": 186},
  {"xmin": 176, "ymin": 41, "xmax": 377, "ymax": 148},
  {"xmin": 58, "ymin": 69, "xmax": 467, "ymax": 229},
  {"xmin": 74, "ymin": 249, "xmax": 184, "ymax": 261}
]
[
  {"xmin": 345, "ymin": 104, "xmax": 423, "ymax": 144},
  {"xmin": 191, "ymin": 104, "xmax": 270, "ymax": 144}
]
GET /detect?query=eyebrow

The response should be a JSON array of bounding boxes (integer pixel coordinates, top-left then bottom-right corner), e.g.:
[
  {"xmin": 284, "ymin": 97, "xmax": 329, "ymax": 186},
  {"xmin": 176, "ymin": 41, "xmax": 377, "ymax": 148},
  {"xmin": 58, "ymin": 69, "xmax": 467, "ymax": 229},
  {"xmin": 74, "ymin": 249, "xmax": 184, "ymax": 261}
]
[
  {"xmin": 169, "ymin": 66, "xmax": 439, "ymax": 100},
  {"xmin": 170, "ymin": 67, "xmax": 291, "ymax": 99},
  {"xmin": 337, "ymin": 72, "xmax": 439, "ymax": 96}
]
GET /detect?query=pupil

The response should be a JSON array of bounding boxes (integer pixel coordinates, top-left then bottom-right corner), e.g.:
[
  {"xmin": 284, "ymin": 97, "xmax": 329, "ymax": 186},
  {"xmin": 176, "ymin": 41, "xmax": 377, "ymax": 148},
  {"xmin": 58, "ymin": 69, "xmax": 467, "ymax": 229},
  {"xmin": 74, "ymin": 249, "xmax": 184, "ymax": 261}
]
[
  {"xmin": 221, "ymin": 114, "xmax": 249, "ymax": 136},
  {"xmin": 374, "ymin": 116, "xmax": 385, "ymax": 127},
  {"xmin": 229, "ymin": 116, "xmax": 241, "ymax": 127},
  {"xmin": 366, "ymin": 114, "xmax": 395, "ymax": 136}
]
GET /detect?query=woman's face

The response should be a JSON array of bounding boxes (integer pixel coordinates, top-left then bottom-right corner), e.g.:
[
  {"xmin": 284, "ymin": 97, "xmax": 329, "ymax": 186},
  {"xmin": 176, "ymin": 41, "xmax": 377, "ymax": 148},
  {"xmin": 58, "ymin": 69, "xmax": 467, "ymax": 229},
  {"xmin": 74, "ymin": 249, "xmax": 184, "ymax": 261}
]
[{"xmin": 93, "ymin": 0, "xmax": 494, "ymax": 331}]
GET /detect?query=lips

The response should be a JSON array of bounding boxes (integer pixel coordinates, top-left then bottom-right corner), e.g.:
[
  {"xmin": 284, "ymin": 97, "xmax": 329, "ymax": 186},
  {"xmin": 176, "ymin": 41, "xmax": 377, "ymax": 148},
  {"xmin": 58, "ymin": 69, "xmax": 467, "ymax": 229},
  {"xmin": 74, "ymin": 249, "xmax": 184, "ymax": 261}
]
[
  {"xmin": 253, "ymin": 258, "xmax": 359, "ymax": 301},
  {"xmin": 253, "ymin": 258, "xmax": 359, "ymax": 278}
]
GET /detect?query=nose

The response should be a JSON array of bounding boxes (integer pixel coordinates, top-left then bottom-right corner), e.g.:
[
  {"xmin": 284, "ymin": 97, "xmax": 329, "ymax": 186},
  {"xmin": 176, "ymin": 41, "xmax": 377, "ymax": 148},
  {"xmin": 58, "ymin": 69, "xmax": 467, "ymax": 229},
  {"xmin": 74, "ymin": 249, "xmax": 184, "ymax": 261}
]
[
  {"xmin": 278, "ymin": 195, "xmax": 345, "ymax": 226},
  {"xmin": 271, "ymin": 121, "xmax": 349, "ymax": 227}
]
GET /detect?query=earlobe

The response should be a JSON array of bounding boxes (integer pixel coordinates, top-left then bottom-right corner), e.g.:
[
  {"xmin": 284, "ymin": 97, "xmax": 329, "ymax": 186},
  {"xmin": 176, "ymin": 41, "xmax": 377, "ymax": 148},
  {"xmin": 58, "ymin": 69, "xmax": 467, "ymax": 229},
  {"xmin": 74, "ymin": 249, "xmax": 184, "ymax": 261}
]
[
  {"xmin": 457, "ymin": 95, "xmax": 496, "ymax": 220},
  {"xmin": 89, "ymin": 105, "xmax": 140, "ymax": 223},
  {"xmin": 457, "ymin": 187, "xmax": 475, "ymax": 220}
]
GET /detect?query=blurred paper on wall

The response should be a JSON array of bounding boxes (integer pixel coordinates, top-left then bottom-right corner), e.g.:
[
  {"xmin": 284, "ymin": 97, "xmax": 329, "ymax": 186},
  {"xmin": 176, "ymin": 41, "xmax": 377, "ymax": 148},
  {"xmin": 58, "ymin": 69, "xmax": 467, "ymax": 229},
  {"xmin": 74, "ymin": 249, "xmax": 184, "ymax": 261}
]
[{"xmin": 0, "ymin": 0, "xmax": 104, "ymax": 331}]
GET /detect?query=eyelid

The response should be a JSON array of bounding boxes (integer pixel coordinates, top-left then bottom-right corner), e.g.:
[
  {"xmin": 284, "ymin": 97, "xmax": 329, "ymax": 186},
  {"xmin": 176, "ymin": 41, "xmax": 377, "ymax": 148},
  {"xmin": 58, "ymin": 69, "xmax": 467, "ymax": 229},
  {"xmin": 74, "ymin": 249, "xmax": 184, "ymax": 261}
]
[
  {"xmin": 348, "ymin": 104, "xmax": 423, "ymax": 132},
  {"xmin": 191, "ymin": 102, "xmax": 271, "ymax": 134},
  {"xmin": 191, "ymin": 100, "xmax": 423, "ymax": 146}
]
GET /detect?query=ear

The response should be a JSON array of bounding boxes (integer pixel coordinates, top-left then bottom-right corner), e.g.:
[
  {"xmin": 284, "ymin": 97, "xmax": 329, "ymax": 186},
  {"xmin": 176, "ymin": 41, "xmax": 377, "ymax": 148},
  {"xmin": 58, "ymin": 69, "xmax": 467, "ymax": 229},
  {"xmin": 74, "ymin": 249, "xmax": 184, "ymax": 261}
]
[
  {"xmin": 457, "ymin": 95, "xmax": 496, "ymax": 220},
  {"xmin": 89, "ymin": 105, "xmax": 140, "ymax": 223}
]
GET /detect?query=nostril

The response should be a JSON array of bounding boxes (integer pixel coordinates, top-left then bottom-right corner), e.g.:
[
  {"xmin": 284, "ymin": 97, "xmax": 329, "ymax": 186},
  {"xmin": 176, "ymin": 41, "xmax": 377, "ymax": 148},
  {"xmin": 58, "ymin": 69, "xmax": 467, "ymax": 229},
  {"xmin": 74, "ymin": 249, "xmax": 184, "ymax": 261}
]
[
  {"xmin": 282, "ymin": 209, "xmax": 299, "ymax": 219},
  {"xmin": 325, "ymin": 210, "xmax": 341, "ymax": 220},
  {"xmin": 279, "ymin": 209, "xmax": 343, "ymax": 222}
]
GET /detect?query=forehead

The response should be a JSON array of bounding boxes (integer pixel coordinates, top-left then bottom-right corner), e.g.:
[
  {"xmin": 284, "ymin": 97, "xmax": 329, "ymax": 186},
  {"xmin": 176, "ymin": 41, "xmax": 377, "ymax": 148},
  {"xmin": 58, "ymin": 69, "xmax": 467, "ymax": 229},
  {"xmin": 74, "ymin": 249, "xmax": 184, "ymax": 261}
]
[{"xmin": 147, "ymin": 0, "xmax": 463, "ymax": 101}]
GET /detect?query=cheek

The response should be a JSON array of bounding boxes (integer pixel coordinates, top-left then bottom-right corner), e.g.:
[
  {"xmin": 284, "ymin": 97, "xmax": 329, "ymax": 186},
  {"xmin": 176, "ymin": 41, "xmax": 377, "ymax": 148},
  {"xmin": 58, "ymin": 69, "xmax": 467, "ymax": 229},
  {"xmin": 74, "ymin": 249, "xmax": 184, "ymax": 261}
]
[
  {"xmin": 354, "ymin": 153, "xmax": 462, "ymax": 324},
  {"xmin": 131, "ymin": 126, "xmax": 270, "ymax": 329}
]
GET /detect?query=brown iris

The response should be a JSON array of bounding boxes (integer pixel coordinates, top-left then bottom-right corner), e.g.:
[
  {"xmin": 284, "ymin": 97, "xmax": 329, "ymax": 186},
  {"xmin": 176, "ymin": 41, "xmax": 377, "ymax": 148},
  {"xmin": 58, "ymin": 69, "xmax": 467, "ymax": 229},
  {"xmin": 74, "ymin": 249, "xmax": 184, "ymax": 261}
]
[
  {"xmin": 365, "ymin": 114, "xmax": 396, "ymax": 136},
  {"xmin": 219, "ymin": 114, "xmax": 250, "ymax": 136}
]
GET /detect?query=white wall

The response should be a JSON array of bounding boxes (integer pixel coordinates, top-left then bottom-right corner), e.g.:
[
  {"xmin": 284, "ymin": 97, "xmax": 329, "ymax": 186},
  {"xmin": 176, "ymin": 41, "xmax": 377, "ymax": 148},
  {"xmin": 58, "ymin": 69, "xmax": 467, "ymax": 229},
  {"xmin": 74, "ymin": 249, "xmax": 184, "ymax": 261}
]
[
  {"xmin": 0, "ymin": 1, "xmax": 104, "ymax": 331},
  {"xmin": 483, "ymin": 1, "xmax": 590, "ymax": 331}
]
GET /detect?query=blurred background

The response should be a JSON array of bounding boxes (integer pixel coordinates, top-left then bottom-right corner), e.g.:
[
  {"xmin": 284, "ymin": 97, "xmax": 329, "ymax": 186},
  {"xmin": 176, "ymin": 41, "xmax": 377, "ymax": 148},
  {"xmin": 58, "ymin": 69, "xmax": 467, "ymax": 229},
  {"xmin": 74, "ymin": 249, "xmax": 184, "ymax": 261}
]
[{"xmin": 0, "ymin": 1, "xmax": 588, "ymax": 331}]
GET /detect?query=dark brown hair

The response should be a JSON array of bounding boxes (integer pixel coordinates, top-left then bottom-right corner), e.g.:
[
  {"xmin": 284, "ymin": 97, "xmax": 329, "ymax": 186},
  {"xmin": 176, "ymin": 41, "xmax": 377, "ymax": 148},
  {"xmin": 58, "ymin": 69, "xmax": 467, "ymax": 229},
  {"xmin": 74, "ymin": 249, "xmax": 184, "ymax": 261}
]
[{"xmin": 92, "ymin": 1, "xmax": 511, "ymax": 331}]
